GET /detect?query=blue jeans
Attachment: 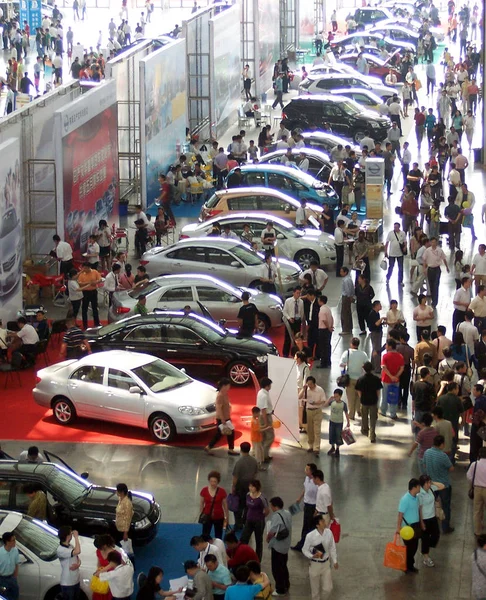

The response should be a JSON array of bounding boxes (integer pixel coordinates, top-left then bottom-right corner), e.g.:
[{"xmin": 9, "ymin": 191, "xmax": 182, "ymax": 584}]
[
  {"xmin": 380, "ymin": 383, "xmax": 397, "ymax": 418},
  {"xmin": 61, "ymin": 583, "xmax": 80, "ymax": 600},
  {"xmin": 387, "ymin": 256, "xmax": 404, "ymax": 284},
  {"xmin": 0, "ymin": 575, "xmax": 19, "ymax": 600},
  {"xmin": 438, "ymin": 486, "xmax": 452, "ymax": 532}
]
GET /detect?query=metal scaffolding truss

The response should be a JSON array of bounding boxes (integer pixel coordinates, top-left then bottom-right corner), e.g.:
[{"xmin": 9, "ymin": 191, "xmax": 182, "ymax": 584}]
[
  {"xmin": 280, "ymin": 0, "xmax": 297, "ymax": 55},
  {"xmin": 314, "ymin": 0, "xmax": 325, "ymax": 34}
]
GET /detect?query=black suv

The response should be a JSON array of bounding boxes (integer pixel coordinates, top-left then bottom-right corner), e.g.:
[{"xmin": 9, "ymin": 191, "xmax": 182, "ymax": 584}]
[
  {"xmin": 282, "ymin": 94, "xmax": 390, "ymax": 143},
  {"xmin": 0, "ymin": 454, "xmax": 160, "ymax": 544}
]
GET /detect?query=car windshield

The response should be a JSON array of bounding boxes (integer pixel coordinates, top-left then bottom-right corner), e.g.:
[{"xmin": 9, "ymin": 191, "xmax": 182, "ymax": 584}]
[
  {"xmin": 189, "ymin": 316, "xmax": 227, "ymax": 342},
  {"xmin": 0, "ymin": 209, "xmax": 17, "ymax": 238},
  {"xmin": 299, "ymin": 78, "xmax": 313, "ymax": 89},
  {"xmin": 340, "ymin": 99, "xmax": 362, "ymax": 116},
  {"xmin": 229, "ymin": 245, "xmax": 263, "ymax": 266},
  {"xmin": 13, "ymin": 518, "xmax": 59, "ymax": 561},
  {"xmin": 44, "ymin": 465, "xmax": 90, "ymax": 505},
  {"xmin": 133, "ymin": 358, "xmax": 191, "ymax": 393},
  {"xmin": 128, "ymin": 280, "xmax": 160, "ymax": 299}
]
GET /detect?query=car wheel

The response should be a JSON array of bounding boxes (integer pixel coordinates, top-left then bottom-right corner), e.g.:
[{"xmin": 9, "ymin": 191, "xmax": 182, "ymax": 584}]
[
  {"xmin": 354, "ymin": 130, "xmax": 366, "ymax": 143},
  {"xmin": 149, "ymin": 413, "xmax": 176, "ymax": 442},
  {"xmin": 256, "ymin": 313, "xmax": 270, "ymax": 334},
  {"xmin": 52, "ymin": 397, "xmax": 76, "ymax": 425},
  {"xmin": 294, "ymin": 249, "xmax": 319, "ymax": 270},
  {"xmin": 227, "ymin": 361, "xmax": 252, "ymax": 386}
]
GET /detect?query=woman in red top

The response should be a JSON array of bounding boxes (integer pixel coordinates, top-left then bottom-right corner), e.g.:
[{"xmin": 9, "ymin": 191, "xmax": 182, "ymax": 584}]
[
  {"xmin": 93, "ymin": 534, "xmax": 118, "ymax": 600},
  {"xmin": 199, "ymin": 470, "xmax": 228, "ymax": 539}
]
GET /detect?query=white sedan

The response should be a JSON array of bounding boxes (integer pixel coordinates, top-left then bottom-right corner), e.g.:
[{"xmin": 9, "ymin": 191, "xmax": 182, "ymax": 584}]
[{"xmin": 0, "ymin": 510, "xmax": 98, "ymax": 600}]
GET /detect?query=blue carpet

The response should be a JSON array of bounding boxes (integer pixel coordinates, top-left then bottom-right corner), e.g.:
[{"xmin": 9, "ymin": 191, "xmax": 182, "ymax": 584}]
[
  {"xmin": 147, "ymin": 200, "xmax": 205, "ymax": 220},
  {"xmin": 134, "ymin": 523, "xmax": 201, "ymax": 591}
]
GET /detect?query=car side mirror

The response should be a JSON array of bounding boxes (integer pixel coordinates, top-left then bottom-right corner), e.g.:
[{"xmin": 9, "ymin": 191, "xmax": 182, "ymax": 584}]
[
  {"xmin": 180, "ymin": 368, "xmax": 186, "ymax": 374},
  {"xmin": 276, "ymin": 233, "xmax": 285, "ymax": 240},
  {"xmin": 129, "ymin": 386, "xmax": 143, "ymax": 394},
  {"xmin": 18, "ymin": 554, "xmax": 29, "ymax": 565},
  {"xmin": 230, "ymin": 261, "xmax": 242, "ymax": 268},
  {"xmin": 284, "ymin": 206, "xmax": 291, "ymax": 213},
  {"xmin": 80, "ymin": 472, "xmax": 89, "ymax": 479}
]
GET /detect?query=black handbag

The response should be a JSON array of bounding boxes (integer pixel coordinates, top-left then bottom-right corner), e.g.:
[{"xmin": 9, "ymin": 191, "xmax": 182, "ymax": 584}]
[
  {"xmin": 199, "ymin": 487, "xmax": 218, "ymax": 525},
  {"xmin": 275, "ymin": 512, "xmax": 289, "ymax": 540}
]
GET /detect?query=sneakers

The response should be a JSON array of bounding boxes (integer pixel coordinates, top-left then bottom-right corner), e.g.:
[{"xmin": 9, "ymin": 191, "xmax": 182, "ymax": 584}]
[
  {"xmin": 271, "ymin": 591, "xmax": 286, "ymax": 597},
  {"xmin": 423, "ymin": 557, "xmax": 435, "ymax": 567},
  {"xmin": 327, "ymin": 446, "xmax": 335, "ymax": 455}
]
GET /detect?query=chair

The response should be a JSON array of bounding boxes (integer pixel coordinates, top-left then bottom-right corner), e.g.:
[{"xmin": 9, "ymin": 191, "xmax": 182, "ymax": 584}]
[
  {"xmin": 188, "ymin": 181, "xmax": 204, "ymax": 205},
  {"xmin": 50, "ymin": 319, "xmax": 67, "ymax": 347},
  {"xmin": 36, "ymin": 338, "xmax": 50, "ymax": 367},
  {"xmin": 238, "ymin": 105, "xmax": 252, "ymax": 128},
  {"xmin": 0, "ymin": 362, "xmax": 22, "ymax": 389}
]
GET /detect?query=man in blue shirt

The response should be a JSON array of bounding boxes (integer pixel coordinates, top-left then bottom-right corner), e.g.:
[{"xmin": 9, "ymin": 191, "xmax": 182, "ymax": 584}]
[
  {"xmin": 225, "ymin": 565, "xmax": 262, "ymax": 600},
  {"xmin": 205, "ymin": 554, "xmax": 232, "ymax": 597},
  {"xmin": 424, "ymin": 435, "xmax": 455, "ymax": 534},
  {"xmin": 396, "ymin": 479, "xmax": 421, "ymax": 573},
  {"xmin": 0, "ymin": 532, "xmax": 21, "ymax": 600}
]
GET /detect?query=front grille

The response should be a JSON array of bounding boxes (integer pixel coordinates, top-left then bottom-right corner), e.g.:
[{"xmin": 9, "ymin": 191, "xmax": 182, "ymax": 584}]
[
  {"xmin": 205, "ymin": 403, "xmax": 216, "ymax": 413},
  {"xmin": 2, "ymin": 255, "xmax": 15, "ymax": 272},
  {"xmin": 148, "ymin": 502, "xmax": 161, "ymax": 524}
]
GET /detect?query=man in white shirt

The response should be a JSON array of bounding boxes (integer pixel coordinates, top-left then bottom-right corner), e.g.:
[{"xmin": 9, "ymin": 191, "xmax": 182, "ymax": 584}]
[
  {"xmin": 472, "ymin": 245, "xmax": 486, "ymax": 294},
  {"xmin": 86, "ymin": 235, "xmax": 100, "ymax": 268},
  {"xmin": 457, "ymin": 311, "xmax": 479, "ymax": 359},
  {"xmin": 104, "ymin": 263, "xmax": 122, "ymax": 307},
  {"xmin": 401, "ymin": 141, "xmax": 412, "ymax": 189},
  {"xmin": 295, "ymin": 199, "xmax": 307, "ymax": 228},
  {"xmin": 259, "ymin": 253, "xmax": 277, "ymax": 294},
  {"xmin": 313, "ymin": 469, "xmax": 334, "ymax": 523},
  {"xmin": 18, "ymin": 446, "xmax": 45, "ymax": 463},
  {"xmin": 292, "ymin": 464, "xmax": 319, "ymax": 552},
  {"xmin": 302, "ymin": 514, "xmax": 338, "ymax": 599},
  {"xmin": 52, "ymin": 234, "xmax": 74, "ymax": 278},
  {"xmin": 190, "ymin": 536, "xmax": 224, "ymax": 571},
  {"xmin": 300, "ymin": 261, "xmax": 328, "ymax": 292},
  {"xmin": 298, "ymin": 153, "xmax": 310, "ymax": 173},
  {"xmin": 276, "ymin": 122, "xmax": 290, "ymax": 141},
  {"xmin": 299, "ymin": 376, "xmax": 326, "ymax": 455},
  {"xmin": 453, "ymin": 277, "xmax": 472, "ymax": 332},
  {"xmin": 469, "ymin": 285, "xmax": 486, "ymax": 332},
  {"xmin": 221, "ymin": 224, "xmax": 239, "ymax": 240},
  {"xmin": 385, "ymin": 223, "xmax": 406, "ymax": 286},
  {"xmin": 260, "ymin": 222, "xmax": 276, "ymax": 253},
  {"xmin": 257, "ymin": 377, "xmax": 275, "ymax": 461},
  {"xmin": 11, "ymin": 317, "xmax": 39, "ymax": 365},
  {"xmin": 339, "ymin": 337, "xmax": 368, "ymax": 419},
  {"xmin": 57, "ymin": 527, "xmax": 81, "ymax": 599},
  {"xmin": 422, "ymin": 237, "xmax": 450, "ymax": 308},
  {"xmin": 276, "ymin": 135, "xmax": 289, "ymax": 150},
  {"xmin": 360, "ymin": 134, "xmax": 374, "ymax": 151},
  {"xmin": 282, "ymin": 286, "xmax": 305, "ymax": 357},
  {"xmin": 334, "ymin": 220, "xmax": 345, "ymax": 277},
  {"xmin": 98, "ymin": 551, "xmax": 134, "ymax": 599}
]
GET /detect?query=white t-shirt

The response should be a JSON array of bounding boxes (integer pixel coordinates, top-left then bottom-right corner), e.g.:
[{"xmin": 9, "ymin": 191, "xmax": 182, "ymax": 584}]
[
  {"xmin": 87, "ymin": 242, "xmax": 100, "ymax": 264},
  {"xmin": 302, "ymin": 268, "xmax": 328, "ymax": 290},
  {"xmin": 296, "ymin": 206, "xmax": 306, "ymax": 225},
  {"xmin": 55, "ymin": 241, "xmax": 73, "ymax": 261},
  {"xmin": 57, "ymin": 544, "xmax": 80, "ymax": 586},
  {"xmin": 257, "ymin": 388, "xmax": 273, "ymax": 413},
  {"xmin": 457, "ymin": 321, "xmax": 479, "ymax": 356},
  {"xmin": 473, "ymin": 253, "xmax": 486, "ymax": 276},
  {"xmin": 386, "ymin": 230, "xmax": 406, "ymax": 258},
  {"xmin": 17, "ymin": 324, "xmax": 40, "ymax": 345},
  {"xmin": 316, "ymin": 482, "xmax": 332, "ymax": 513},
  {"xmin": 340, "ymin": 348, "xmax": 368, "ymax": 380}
]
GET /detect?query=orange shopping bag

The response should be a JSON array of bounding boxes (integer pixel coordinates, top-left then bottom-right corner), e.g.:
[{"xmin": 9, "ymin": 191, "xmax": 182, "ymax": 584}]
[{"xmin": 383, "ymin": 534, "xmax": 407, "ymax": 571}]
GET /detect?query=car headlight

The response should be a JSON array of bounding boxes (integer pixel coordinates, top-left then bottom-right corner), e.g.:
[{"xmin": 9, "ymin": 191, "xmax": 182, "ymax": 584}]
[
  {"xmin": 179, "ymin": 406, "xmax": 206, "ymax": 415},
  {"xmin": 134, "ymin": 517, "xmax": 151, "ymax": 529},
  {"xmin": 269, "ymin": 304, "xmax": 282, "ymax": 310},
  {"xmin": 256, "ymin": 355, "xmax": 268, "ymax": 364},
  {"xmin": 316, "ymin": 189, "xmax": 326, "ymax": 196},
  {"xmin": 370, "ymin": 122, "xmax": 380, "ymax": 128}
]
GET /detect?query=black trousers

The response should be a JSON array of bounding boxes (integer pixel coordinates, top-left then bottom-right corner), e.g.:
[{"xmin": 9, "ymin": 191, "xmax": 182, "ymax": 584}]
[
  {"xmin": 318, "ymin": 329, "xmax": 332, "ymax": 367},
  {"xmin": 427, "ymin": 266, "xmax": 441, "ymax": 307},
  {"xmin": 399, "ymin": 365, "xmax": 412, "ymax": 408},
  {"xmin": 452, "ymin": 308, "xmax": 465, "ymax": 333},
  {"xmin": 241, "ymin": 519, "xmax": 265, "ymax": 561},
  {"xmin": 271, "ymin": 548, "xmax": 290, "ymax": 594},
  {"xmin": 404, "ymin": 534, "xmax": 419, "ymax": 570},
  {"xmin": 70, "ymin": 299, "xmax": 81, "ymax": 320},
  {"xmin": 135, "ymin": 228, "xmax": 147, "ymax": 256},
  {"xmin": 60, "ymin": 259, "xmax": 73, "ymax": 278},
  {"xmin": 283, "ymin": 319, "xmax": 302, "ymax": 357},
  {"xmin": 335, "ymin": 245, "xmax": 344, "ymax": 277},
  {"xmin": 356, "ymin": 303, "xmax": 371, "ymax": 333},
  {"xmin": 307, "ymin": 327, "xmax": 318, "ymax": 358},
  {"xmin": 207, "ymin": 419, "xmax": 235, "ymax": 450},
  {"xmin": 295, "ymin": 502, "xmax": 316, "ymax": 549},
  {"xmin": 202, "ymin": 518, "xmax": 224, "ymax": 541},
  {"xmin": 421, "ymin": 516, "xmax": 440, "ymax": 554},
  {"xmin": 82, "ymin": 290, "xmax": 99, "ymax": 329}
]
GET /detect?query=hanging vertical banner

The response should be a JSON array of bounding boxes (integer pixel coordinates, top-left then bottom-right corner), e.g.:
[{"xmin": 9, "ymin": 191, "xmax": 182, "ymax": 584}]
[
  {"xmin": 29, "ymin": 0, "xmax": 42, "ymax": 31},
  {"xmin": 0, "ymin": 138, "xmax": 22, "ymax": 322},
  {"xmin": 209, "ymin": 6, "xmax": 241, "ymax": 139},
  {"xmin": 140, "ymin": 39, "xmax": 187, "ymax": 209},
  {"xmin": 54, "ymin": 81, "xmax": 119, "ymax": 260},
  {"xmin": 19, "ymin": 0, "xmax": 29, "ymax": 27}
]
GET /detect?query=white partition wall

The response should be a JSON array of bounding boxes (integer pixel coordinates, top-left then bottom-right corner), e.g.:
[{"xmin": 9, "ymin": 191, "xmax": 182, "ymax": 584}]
[
  {"xmin": 54, "ymin": 82, "xmax": 119, "ymax": 261},
  {"xmin": 0, "ymin": 138, "xmax": 22, "ymax": 321},
  {"xmin": 209, "ymin": 6, "xmax": 241, "ymax": 139},
  {"xmin": 139, "ymin": 39, "xmax": 187, "ymax": 208}
]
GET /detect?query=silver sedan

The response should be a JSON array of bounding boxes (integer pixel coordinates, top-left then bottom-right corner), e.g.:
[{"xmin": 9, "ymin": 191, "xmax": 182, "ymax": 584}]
[
  {"xmin": 140, "ymin": 238, "xmax": 302, "ymax": 297},
  {"xmin": 180, "ymin": 213, "xmax": 336, "ymax": 269},
  {"xmin": 33, "ymin": 350, "xmax": 218, "ymax": 442},
  {"xmin": 108, "ymin": 273, "xmax": 283, "ymax": 332}
]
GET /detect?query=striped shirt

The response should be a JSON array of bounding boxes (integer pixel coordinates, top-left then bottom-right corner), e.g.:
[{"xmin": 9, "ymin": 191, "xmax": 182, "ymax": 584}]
[{"xmin": 63, "ymin": 326, "xmax": 86, "ymax": 357}]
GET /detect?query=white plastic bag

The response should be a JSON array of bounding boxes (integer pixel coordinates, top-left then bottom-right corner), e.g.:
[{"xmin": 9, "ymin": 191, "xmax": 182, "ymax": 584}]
[
  {"xmin": 347, "ymin": 190, "xmax": 355, "ymax": 205},
  {"xmin": 380, "ymin": 259, "xmax": 388, "ymax": 271},
  {"xmin": 120, "ymin": 538, "xmax": 134, "ymax": 555}
]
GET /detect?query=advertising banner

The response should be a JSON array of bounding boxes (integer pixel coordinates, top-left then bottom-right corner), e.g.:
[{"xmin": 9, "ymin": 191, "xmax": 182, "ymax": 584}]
[
  {"xmin": 140, "ymin": 40, "xmax": 187, "ymax": 208},
  {"xmin": 267, "ymin": 355, "xmax": 301, "ymax": 446},
  {"xmin": 55, "ymin": 82, "xmax": 119, "ymax": 260},
  {"xmin": 257, "ymin": 0, "xmax": 280, "ymax": 95},
  {"xmin": 365, "ymin": 158, "xmax": 384, "ymax": 219},
  {"xmin": 209, "ymin": 6, "xmax": 241, "ymax": 139},
  {"xmin": 0, "ymin": 138, "xmax": 22, "ymax": 322},
  {"xmin": 19, "ymin": 0, "xmax": 42, "ymax": 31}
]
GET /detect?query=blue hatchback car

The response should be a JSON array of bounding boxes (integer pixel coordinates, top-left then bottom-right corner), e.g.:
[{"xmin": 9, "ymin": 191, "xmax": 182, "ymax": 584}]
[{"xmin": 225, "ymin": 164, "xmax": 340, "ymax": 207}]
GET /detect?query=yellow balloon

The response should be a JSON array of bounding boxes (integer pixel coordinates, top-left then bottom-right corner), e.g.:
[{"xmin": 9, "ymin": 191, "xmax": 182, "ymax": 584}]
[
  {"xmin": 400, "ymin": 526, "xmax": 414, "ymax": 541},
  {"xmin": 463, "ymin": 201, "xmax": 471, "ymax": 208},
  {"xmin": 272, "ymin": 419, "xmax": 282, "ymax": 429}
]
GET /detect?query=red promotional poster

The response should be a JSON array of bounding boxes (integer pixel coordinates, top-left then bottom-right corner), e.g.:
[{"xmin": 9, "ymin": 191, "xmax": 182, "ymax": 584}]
[{"xmin": 62, "ymin": 105, "xmax": 119, "ymax": 260}]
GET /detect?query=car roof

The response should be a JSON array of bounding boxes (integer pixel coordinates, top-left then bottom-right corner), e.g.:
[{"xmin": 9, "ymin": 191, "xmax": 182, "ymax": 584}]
[
  {"xmin": 166, "ymin": 236, "xmax": 258, "ymax": 249},
  {"xmin": 152, "ymin": 274, "xmax": 239, "ymax": 295},
  {"xmin": 198, "ymin": 213, "xmax": 296, "ymax": 230},
  {"xmin": 212, "ymin": 186, "xmax": 298, "ymax": 200},
  {"xmin": 289, "ymin": 93, "xmax": 337, "ymax": 102},
  {"xmin": 261, "ymin": 147, "xmax": 331, "ymax": 162},
  {"xmin": 330, "ymin": 88, "xmax": 383, "ymax": 102},
  {"xmin": 307, "ymin": 73, "xmax": 363, "ymax": 81},
  {"xmin": 73, "ymin": 349, "xmax": 159, "ymax": 369},
  {"xmin": 236, "ymin": 163, "xmax": 319, "ymax": 183},
  {"xmin": 104, "ymin": 311, "xmax": 229, "ymax": 332}
]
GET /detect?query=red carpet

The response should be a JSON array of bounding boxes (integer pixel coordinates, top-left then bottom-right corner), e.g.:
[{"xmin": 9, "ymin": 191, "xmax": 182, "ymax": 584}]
[{"xmin": 0, "ymin": 328, "xmax": 286, "ymax": 447}]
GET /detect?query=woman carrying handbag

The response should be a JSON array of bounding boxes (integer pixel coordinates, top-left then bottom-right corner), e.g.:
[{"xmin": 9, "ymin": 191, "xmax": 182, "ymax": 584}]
[{"xmin": 199, "ymin": 470, "xmax": 228, "ymax": 539}]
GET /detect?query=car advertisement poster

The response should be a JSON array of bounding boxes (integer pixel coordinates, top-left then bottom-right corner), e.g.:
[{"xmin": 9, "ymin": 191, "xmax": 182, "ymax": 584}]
[
  {"xmin": 140, "ymin": 39, "xmax": 187, "ymax": 209},
  {"xmin": 257, "ymin": 0, "xmax": 280, "ymax": 93},
  {"xmin": 55, "ymin": 82, "xmax": 119, "ymax": 260},
  {"xmin": 0, "ymin": 138, "xmax": 22, "ymax": 321},
  {"xmin": 210, "ymin": 6, "xmax": 241, "ymax": 139}
]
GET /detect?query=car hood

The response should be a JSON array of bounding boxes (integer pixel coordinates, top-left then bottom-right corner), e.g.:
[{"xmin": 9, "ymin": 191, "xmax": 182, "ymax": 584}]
[
  {"xmin": 360, "ymin": 109, "xmax": 390, "ymax": 124},
  {"xmin": 302, "ymin": 229, "xmax": 335, "ymax": 245},
  {"xmin": 218, "ymin": 332, "xmax": 278, "ymax": 356},
  {"xmin": 239, "ymin": 287, "xmax": 283, "ymax": 308},
  {"xmin": 151, "ymin": 379, "xmax": 217, "ymax": 409},
  {"xmin": 77, "ymin": 486, "xmax": 155, "ymax": 520}
]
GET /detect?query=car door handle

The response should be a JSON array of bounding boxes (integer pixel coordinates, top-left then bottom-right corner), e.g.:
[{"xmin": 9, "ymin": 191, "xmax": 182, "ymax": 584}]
[
  {"xmin": 68, "ymin": 383, "xmax": 78, "ymax": 389},
  {"xmin": 105, "ymin": 392, "xmax": 115, "ymax": 396},
  {"xmin": 166, "ymin": 349, "xmax": 177, "ymax": 352},
  {"xmin": 207, "ymin": 266, "xmax": 216, "ymax": 270}
]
